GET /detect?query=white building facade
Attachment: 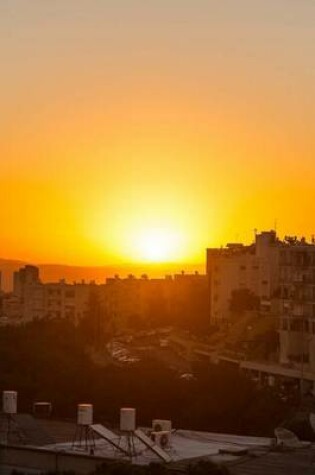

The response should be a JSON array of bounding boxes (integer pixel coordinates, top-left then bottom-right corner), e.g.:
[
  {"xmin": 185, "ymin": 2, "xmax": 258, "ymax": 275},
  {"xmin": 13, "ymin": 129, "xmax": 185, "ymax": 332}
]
[{"xmin": 207, "ymin": 231, "xmax": 279, "ymax": 327}]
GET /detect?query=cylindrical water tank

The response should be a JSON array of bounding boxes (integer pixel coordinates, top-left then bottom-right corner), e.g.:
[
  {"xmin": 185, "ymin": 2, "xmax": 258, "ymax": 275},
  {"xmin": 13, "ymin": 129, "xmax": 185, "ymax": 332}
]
[
  {"xmin": 77, "ymin": 404, "xmax": 93, "ymax": 426},
  {"xmin": 2, "ymin": 391, "xmax": 17, "ymax": 414},
  {"xmin": 120, "ymin": 407, "xmax": 136, "ymax": 432}
]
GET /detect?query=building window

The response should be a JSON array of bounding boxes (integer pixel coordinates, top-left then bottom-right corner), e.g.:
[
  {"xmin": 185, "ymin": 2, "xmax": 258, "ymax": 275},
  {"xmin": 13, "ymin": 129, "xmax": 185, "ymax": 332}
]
[
  {"xmin": 65, "ymin": 290, "xmax": 75, "ymax": 298},
  {"xmin": 290, "ymin": 319, "xmax": 303, "ymax": 332},
  {"xmin": 289, "ymin": 353, "xmax": 309, "ymax": 364},
  {"xmin": 280, "ymin": 251, "xmax": 287, "ymax": 265}
]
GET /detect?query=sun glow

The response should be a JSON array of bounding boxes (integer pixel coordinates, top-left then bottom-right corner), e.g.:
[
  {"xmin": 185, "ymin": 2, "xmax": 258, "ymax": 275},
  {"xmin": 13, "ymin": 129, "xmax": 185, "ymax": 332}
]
[{"xmin": 135, "ymin": 227, "xmax": 183, "ymax": 263}]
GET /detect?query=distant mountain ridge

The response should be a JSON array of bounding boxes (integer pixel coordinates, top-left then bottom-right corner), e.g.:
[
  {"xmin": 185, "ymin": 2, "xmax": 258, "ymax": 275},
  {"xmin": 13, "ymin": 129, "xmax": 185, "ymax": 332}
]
[{"xmin": 0, "ymin": 258, "xmax": 205, "ymax": 292}]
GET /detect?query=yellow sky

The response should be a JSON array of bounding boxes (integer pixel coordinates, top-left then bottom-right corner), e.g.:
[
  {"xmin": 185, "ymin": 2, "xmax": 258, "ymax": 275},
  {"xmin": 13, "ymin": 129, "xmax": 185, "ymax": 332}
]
[{"xmin": 0, "ymin": 1, "xmax": 314, "ymax": 265}]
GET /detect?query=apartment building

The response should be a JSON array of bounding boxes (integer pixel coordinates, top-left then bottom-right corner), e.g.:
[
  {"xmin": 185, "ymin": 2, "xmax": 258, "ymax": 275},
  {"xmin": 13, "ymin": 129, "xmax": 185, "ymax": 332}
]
[
  {"xmin": 278, "ymin": 238, "xmax": 315, "ymax": 373},
  {"xmin": 3, "ymin": 266, "xmax": 97, "ymax": 325},
  {"xmin": 207, "ymin": 231, "xmax": 279, "ymax": 327},
  {"xmin": 171, "ymin": 272, "xmax": 209, "ymax": 330},
  {"xmin": 102, "ymin": 275, "xmax": 173, "ymax": 329},
  {"xmin": 2, "ymin": 267, "xmax": 209, "ymax": 332}
]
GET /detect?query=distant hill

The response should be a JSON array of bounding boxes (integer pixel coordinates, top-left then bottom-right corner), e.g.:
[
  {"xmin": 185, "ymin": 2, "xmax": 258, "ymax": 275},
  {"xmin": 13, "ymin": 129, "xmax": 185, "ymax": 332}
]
[{"xmin": 0, "ymin": 259, "xmax": 205, "ymax": 292}]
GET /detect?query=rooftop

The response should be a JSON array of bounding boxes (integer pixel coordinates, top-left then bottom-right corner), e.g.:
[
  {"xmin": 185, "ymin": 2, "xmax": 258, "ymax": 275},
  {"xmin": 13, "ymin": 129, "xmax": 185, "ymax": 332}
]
[{"xmin": 1, "ymin": 416, "xmax": 315, "ymax": 474}]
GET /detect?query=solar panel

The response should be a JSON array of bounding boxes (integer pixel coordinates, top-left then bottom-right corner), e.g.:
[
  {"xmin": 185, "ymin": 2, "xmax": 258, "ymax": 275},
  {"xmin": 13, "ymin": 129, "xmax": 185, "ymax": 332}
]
[
  {"xmin": 134, "ymin": 429, "xmax": 172, "ymax": 463},
  {"xmin": 90, "ymin": 424, "xmax": 129, "ymax": 455}
]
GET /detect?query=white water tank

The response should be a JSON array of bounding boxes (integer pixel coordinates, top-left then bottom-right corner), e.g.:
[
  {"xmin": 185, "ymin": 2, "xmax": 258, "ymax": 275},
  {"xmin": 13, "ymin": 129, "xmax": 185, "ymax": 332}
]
[
  {"xmin": 2, "ymin": 391, "xmax": 17, "ymax": 414},
  {"xmin": 152, "ymin": 419, "xmax": 172, "ymax": 432},
  {"xmin": 120, "ymin": 407, "xmax": 136, "ymax": 432},
  {"xmin": 77, "ymin": 404, "xmax": 93, "ymax": 426}
]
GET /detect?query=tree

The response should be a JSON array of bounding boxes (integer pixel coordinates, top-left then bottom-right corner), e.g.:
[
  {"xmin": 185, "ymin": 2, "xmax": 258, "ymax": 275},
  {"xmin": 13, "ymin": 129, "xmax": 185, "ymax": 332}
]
[{"xmin": 229, "ymin": 289, "xmax": 260, "ymax": 315}]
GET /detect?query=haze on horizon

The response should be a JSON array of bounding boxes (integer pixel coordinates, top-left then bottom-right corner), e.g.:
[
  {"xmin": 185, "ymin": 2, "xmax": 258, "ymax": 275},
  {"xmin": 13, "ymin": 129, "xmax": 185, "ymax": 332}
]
[{"xmin": 0, "ymin": 1, "xmax": 314, "ymax": 266}]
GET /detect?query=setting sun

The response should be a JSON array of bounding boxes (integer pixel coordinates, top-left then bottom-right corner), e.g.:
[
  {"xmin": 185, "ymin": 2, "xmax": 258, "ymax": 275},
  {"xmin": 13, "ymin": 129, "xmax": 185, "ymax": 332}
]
[
  {"xmin": 135, "ymin": 228, "xmax": 183, "ymax": 263},
  {"xmin": 0, "ymin": 1, "xmax": 313, "ymax": 268}
]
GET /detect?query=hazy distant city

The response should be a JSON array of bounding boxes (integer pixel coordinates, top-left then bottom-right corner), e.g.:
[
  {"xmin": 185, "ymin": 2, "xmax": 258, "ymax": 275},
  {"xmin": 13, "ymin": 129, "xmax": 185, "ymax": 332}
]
[{"xmin": 3, "ymin": 230, "xmax": 315, "ymax": 378}]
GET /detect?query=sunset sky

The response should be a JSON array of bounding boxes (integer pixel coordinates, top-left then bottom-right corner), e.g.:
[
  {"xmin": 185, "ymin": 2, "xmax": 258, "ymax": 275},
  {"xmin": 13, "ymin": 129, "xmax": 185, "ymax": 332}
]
[{"xmin": 1, "ymin": 1, "xmax": 314, "ymax": 266}]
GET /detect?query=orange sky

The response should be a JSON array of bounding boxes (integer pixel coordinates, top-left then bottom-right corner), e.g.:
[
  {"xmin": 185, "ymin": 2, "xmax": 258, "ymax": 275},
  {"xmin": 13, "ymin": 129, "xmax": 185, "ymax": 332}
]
[{"xmin": 0, "ymin": 1, "xmax": 314, "ymax": 265}]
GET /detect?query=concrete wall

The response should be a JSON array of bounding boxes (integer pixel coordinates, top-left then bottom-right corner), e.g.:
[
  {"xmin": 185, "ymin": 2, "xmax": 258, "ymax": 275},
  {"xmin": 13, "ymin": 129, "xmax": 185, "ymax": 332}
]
[{"xmin": 0, "ymin": 444, "xmax": 120, "ymax": 474}]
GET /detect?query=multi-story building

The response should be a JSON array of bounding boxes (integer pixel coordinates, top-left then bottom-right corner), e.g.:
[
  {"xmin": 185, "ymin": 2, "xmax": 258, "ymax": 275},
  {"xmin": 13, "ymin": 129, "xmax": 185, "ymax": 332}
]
[
  {"xmin": 102, "ymin": 275, "xmax": 173, "ymax": 330},
  {"xmin": 102, "ymin": 272, "xmax": 210, "ymax": 331},
  {"xmin": 3, "ymin": 267, "xmax": 209, "ymax": 332},
  {"xmin": 171, "ymin": 272, "xmax": 210, "ymax": 330},
  {"xmin": 207, "ymin": 231, "xmax": 315, "ymax": 385},
  {"xmin": 13, "ymin": 265, "xmax": 40, "ymax": 298},
  {"xmin": 278, "ymin": 238, "xmax": 315, "ymax": 373},
  {"xmin": 43, "ymin": 280, "xmax": 96, "ymax": 324},
  {"xmin": 207, "ymin": 231, "xmax": 279, "ymax": 327},
  {"xmin": 1, "ymin": 294, "xmax": 22, "ymax": 321},
  {"xmin": 3, "ymin": 266, "xmax": 99, "ymax": 325},
  {"xmin": 10, "ymin": 265, "xmax": 43, "ymax": 321}
]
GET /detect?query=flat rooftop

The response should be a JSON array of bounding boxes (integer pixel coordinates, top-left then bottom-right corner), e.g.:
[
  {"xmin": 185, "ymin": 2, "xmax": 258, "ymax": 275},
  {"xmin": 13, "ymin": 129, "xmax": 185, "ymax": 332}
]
[{"xmin": 1, "ymin": 416, "xmax": 315, "ymax": 474}]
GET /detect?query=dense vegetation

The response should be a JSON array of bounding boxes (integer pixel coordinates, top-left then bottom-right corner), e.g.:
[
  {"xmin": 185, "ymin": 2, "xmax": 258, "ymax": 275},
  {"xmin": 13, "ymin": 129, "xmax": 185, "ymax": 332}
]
[{"xmin": 0, "ymin": 319, "xmax": 290, "ymax": 436}]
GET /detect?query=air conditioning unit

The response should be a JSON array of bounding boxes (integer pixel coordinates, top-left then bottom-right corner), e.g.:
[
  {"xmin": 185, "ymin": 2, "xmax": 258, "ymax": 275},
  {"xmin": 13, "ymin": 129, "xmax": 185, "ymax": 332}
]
[
  {"xmin": 152, "ymin": 419, "xmax": 172, "ymax": 432},
  {"xmin": 150, "ymin": 430, "xmax": 171, "ymax": 449}
]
